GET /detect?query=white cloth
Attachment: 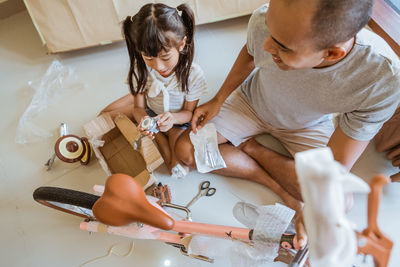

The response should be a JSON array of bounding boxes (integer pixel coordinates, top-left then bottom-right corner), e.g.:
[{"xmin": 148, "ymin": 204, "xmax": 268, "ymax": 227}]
[
  {"xmin": 295, "ymin": 147, "xmax": 370, "ymax": 267},
  {"xmin": 145, "ymin": 63, "xmax": 208, "ymax": 114}
]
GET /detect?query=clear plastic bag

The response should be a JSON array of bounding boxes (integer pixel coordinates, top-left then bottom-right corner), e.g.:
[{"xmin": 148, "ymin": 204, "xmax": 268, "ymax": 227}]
[
  {"xmin": 189, "ymin": 123, "xmax": 226, "ymax": 173},
  {"xmin": 16, "ymin": 60, "xmax": 84, "ymax": 144}
]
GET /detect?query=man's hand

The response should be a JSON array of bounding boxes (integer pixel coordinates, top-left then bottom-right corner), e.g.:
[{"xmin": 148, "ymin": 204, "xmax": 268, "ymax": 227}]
[
  {"xmin": 191, "ymin": 98, "xmax": 223, "ymax": 134},
  {"xmin": 156, "ymin": 112, "xmax": 175, "ymax": 132}
]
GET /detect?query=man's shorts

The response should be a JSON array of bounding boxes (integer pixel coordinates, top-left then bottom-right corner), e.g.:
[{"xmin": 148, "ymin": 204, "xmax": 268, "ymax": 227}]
[{"xmin": 211, "ymin": 90, "xmax": 335, "ymax": 156}]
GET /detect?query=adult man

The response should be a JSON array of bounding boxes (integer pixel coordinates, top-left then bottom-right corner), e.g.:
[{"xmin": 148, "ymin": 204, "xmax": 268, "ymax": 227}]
[{"xmin": 176, "ymin": 0, "xmax": 400, "ymax": 247}]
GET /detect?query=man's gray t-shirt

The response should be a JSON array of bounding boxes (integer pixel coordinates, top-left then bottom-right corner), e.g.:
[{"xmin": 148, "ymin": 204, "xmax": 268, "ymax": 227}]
[{"xmin": 240, "ymin": 4, "xmax": 400, "ymax": 141}]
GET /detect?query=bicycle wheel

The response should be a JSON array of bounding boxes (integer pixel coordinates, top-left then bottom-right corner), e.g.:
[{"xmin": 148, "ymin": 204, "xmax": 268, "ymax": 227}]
[{"xmin": 33, "ymin": 187, "xmax": 99, "ymax": 219}]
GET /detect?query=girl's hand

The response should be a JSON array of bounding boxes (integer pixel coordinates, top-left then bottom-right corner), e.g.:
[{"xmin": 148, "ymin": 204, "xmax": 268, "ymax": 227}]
[
  {"xmin": 156, "ymin": 112, "xmax": 175, "ymax": 132},
  {"xmin": 138, "ymin": 116, "xmax": 156, "ymax": 139}
]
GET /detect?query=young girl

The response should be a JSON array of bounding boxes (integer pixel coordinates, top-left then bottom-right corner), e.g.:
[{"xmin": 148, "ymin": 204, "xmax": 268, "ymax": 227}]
[{"xmin": 101, "ymin": 3, "xmax": 207, "ymax": 177}]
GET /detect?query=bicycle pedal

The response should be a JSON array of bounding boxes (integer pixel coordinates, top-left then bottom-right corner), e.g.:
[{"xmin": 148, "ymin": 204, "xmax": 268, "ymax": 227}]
[{"xmin": 179, "ymin": 246, "xmax": 214, "ymax": 263}]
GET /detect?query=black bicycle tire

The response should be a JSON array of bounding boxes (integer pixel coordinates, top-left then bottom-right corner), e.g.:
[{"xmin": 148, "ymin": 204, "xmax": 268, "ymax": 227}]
[{"xmin": 33, "ymin": 186, "xmax": 100, "ymax": 219}]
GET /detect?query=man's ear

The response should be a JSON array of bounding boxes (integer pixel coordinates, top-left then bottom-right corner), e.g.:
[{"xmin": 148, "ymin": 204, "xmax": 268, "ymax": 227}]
[
  {"xmin": 179, "ymin": 36, "xmax": 187, "ymax": 52},
  {"xmin": 323, "ymin": 46, "xmax": 346, "ymax": 62}
]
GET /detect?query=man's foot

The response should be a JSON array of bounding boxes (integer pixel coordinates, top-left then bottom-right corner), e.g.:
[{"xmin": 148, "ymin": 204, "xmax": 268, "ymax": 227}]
[
  {"xmin": 294, "ymin": 212, "xmax": 307, "ymax": 249},
  {"xmin": 281, "ymin": 193, "xmax": 307, "ymax": 249}
]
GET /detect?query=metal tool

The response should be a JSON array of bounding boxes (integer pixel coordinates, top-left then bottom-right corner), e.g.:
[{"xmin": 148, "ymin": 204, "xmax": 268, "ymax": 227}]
[
  {"xmin": 133, "ymin": 134, "xmax": 144, "ymax": 151},
  {"xmin": 186, "ymin": 181, "xmax": 216, "ymax": 209},
  {"xmin": 44, "ymin": 154, "xmax": 56, "ymax": 171},
  {"xmin": 44, "ymin": 123, "xmax": 67, "ymax": 171},
  {"xmin": 289, "ymin": 245, "xmax": 309, "ymax": 267}
]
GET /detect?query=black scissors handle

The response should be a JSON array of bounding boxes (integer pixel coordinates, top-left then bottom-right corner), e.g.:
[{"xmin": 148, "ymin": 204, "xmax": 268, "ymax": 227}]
[
  {"xmin": 205, "ymin": 187, "xmax": 216, "ymax": 196},
  {"xmin": 200, "ymin": 181, "xmax": 216, "ymax": 196},
  {"xmin": 200, "ymin": 181, "xmax": 210, "ymax": 190}
]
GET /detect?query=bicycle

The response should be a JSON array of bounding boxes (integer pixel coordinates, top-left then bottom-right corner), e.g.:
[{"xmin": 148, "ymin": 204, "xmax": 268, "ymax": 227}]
[
  {"xmin": 33, "ymin": 173, "xmax": 305, "ymax": 265},
  {"xmin": 33, "ymin": 173, "xmax": 392, "ymax": 266}
]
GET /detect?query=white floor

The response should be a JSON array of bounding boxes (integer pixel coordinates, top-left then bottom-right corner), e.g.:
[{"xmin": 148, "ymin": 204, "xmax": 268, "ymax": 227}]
[{"xmin": 1, "ymin": 11, "xmax": 399, "ymax": 267}]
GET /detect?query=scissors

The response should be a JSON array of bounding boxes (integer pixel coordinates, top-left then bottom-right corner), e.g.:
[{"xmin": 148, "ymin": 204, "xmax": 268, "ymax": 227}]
[{"xmin": 186, "ymin": 181, "xmax": 216, "ymax": 208}]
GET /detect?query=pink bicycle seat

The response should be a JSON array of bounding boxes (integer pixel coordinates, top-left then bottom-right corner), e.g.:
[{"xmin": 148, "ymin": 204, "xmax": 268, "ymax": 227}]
[{"xmin": 93, "ymin": 173, "xmax": 175, "ymax": 230}]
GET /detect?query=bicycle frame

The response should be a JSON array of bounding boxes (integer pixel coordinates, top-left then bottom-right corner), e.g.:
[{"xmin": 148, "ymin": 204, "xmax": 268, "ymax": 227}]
[
  {"xmin": 77, "ymin": 173, "xmax": 394, "ymax": 267},
  {"xmin": 86, "ymin": 186, "xmax": 252, "ymax": 237},
  {"xmin": 79, "ymin": 184, "xmax": 295, "ymax": 263},
  {"xmin": 33, "ymin": 170, "xmax": 393, "ymax": 266}
]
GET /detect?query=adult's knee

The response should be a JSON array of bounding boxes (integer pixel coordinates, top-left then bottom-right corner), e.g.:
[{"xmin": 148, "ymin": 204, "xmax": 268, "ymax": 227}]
[{"xmin": 175, "ymin": 135, "xmax": 196, "ymax": 167}]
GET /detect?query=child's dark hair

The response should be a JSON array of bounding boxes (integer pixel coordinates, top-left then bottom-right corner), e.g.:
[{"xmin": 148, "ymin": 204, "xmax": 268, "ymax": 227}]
[{"xmin": 123, "ymin": 3, "xmax": 195, "ymax": 95}]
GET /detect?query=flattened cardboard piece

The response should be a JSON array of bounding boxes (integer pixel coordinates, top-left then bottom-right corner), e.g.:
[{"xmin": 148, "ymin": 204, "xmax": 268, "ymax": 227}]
[
  {"xmin": 112, "ymin": 0, "xmax": 196, "ymax": 22},
  {"xmin": 113, "ymin": 113, "xmax": 163, "ymax": 172},
  {"xmin": 114, "ymin": 113, "xmax": 140, "ymax": 145},
  {"xmin": 24, "ymin": 0, "xmax": 85, "ymax": 52},
  {"xmin": 25, "ymin": 0, "xmax": 267, "ymax": 53},
  {"xmin": 112, "ymin": 0, "xmax": 267, "ymax": 24},
  {"xmin": 24, "ymin": 0, "xmax": 122, "ymax": 53},
  {"xmin": 140, "ymin": 136, "xmax": 165, "ymax": 172},
  {"xmin": 67, "ymin": 0, "xmax": 122, "ymax": 44},
  {"xmin": 194, "ymin": 0, "xmax": 267, "ymax": 24}
]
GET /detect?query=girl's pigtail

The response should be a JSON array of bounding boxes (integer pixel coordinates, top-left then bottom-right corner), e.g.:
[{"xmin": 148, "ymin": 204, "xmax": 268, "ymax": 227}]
[
  {"xmin": 122, "ymin": 16, "xmax": 147, "ymax": 95},
  {"xmin": 176, "ymin": 4, "xmax": 195, "ymax": 93}
]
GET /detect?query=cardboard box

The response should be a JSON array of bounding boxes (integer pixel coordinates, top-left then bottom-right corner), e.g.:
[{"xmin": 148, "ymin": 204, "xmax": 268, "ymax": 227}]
[
  {"xmin": 83, "ymin": 113, "xmax": 164, "ymax": 190},
  {"xmin": 24, "ymin": 0, "xmax": 268, "ymax": 53}
]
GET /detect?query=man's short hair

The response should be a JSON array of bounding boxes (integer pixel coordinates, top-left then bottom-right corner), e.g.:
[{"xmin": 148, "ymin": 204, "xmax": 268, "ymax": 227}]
[{"xmin": 311, "ymin": 0, "xmax": 374, "ymax": 50}]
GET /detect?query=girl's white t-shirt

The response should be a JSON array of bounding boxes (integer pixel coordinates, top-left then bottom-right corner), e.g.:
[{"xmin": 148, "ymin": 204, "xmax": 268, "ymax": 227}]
[{"xmin": 142, "ymin": 63, "xmax": 208, "ymax": 115}]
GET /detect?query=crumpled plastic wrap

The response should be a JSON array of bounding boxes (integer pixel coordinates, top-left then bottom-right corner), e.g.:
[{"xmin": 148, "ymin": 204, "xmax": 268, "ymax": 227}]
[
  {"xmin": 189, "ymin": 123, "xmax": 226, "ymax": 173},
  {"xmin": 16, "ymin": 60, "xmax": 84, "ymax": 144},
  {"xmin": 187, "ymin": 235, "xmax": 233, "ymax": 259},
  {"xmin": 186, "ymin": 202, "xmax": 295, "ymax": 266},
  {"xmin": 295, "ymin": 147, "xmax": 370, "ymax": 267},
  {"xmin": 231, "ymin": 202, "xmax": 295, "ymax": 266}
]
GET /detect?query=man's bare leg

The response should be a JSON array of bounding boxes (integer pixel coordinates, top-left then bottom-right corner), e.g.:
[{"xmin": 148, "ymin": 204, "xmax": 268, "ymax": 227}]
[
  {"xmin": 214, "ymin": 144, "xmax": 302, "ymax": 210},
  {"xmin": 240, "ymin": 138, "xmax": 302, "ymax": 201},
  {"xmin": 175, "ymin": 130, "xmax": 307, "ymax": 247}
]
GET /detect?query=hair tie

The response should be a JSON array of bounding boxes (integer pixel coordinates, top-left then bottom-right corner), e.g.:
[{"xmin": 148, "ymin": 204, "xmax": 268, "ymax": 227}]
[
  {"xmin": 176, "ymin": 8, "xmax": 182, "ymax": 16},
  {"xmin": 130, "ymin": 16, "xmax": 134, "ymax": 22}
]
